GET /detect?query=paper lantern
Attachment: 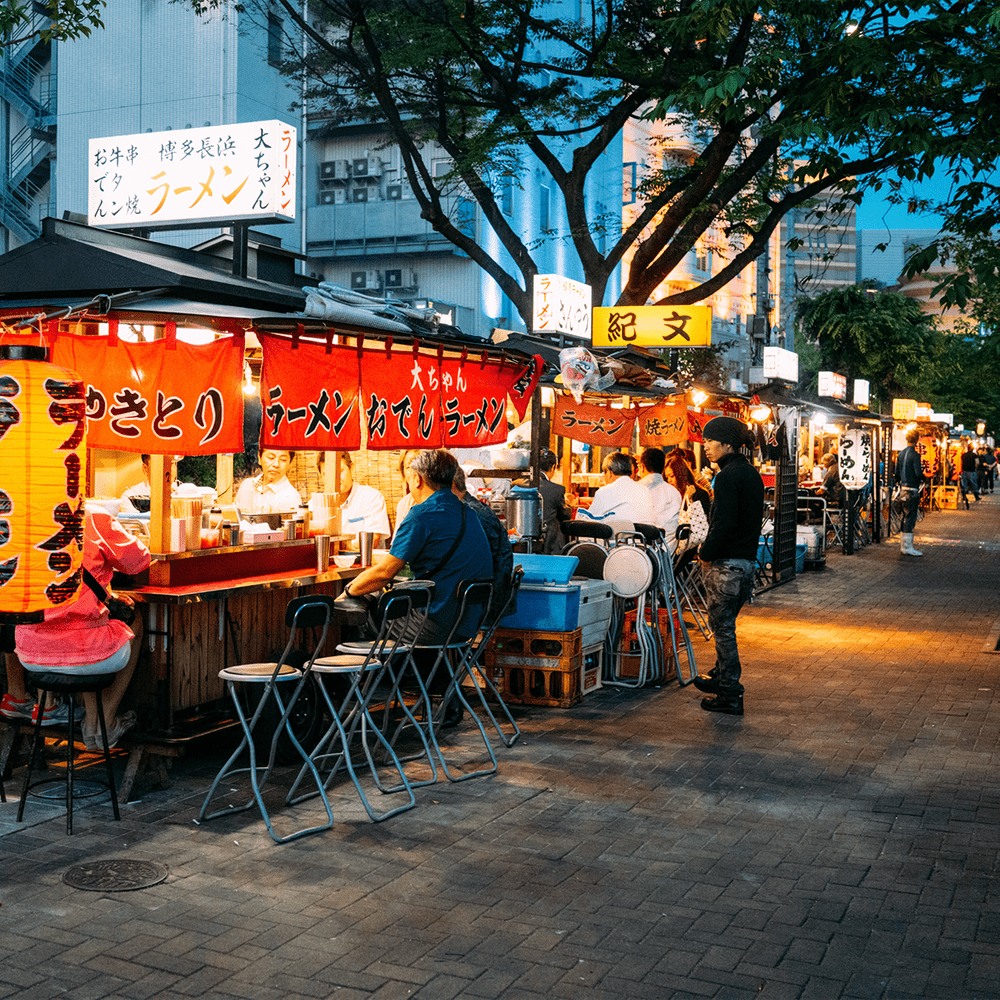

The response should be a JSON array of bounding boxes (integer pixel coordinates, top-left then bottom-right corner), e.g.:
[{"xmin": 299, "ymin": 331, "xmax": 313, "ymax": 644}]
[
  {"xmin": 0, "ymin": 344, "xmax": 87, "ymax": 622},
  {"xmin": 838, "ymin": 429, "xmax": 871, "ymax": 490}
]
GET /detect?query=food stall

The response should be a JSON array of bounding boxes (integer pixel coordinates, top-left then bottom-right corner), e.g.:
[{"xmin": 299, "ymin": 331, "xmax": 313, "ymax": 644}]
[{"xmin": 0, "ymin": 219, "xmax": 540, "ymax": 736}]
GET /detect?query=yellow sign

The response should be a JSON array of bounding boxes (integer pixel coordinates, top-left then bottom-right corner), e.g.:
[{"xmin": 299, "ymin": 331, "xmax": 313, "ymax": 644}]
[
  {"xmin": 592, "ymin": 305, "xmax": 712, "ymax": 348},
  {"xmin": 893, "ymin": 398, "xmax": 917, "ymax": 420}
]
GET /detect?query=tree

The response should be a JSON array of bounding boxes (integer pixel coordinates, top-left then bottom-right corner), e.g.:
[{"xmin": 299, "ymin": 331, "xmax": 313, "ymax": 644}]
[
  {"xmin": 1, "ymin": 1, "xmax": 105, "ymax": 46},
  {"xmin": 794, "ymin": 285, "xmax": 939, "ymax": 412},
  {"xmin": 187, "ymin": 1, "xmax": 1000, "ymax": 330}
]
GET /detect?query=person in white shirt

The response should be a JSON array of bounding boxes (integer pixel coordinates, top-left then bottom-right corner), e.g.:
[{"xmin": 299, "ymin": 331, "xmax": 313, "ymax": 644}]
[
  {"xmin": 318, "ymin": 452, "xmax": 391, "ymax": 546},
  {"xmin": 638, "ymin": 447, "xmax": 683, "ymax": 550},
  {"xmin": 119, "ymin": 454, "xmax": 179, "ymax": 512},
  {"xmin": 582, "ymin": 452, "xmax": 655, "ymax": 526},
  {"xmin": 234, "ymin": 449, "xmax": 302, "ymax": 514}
]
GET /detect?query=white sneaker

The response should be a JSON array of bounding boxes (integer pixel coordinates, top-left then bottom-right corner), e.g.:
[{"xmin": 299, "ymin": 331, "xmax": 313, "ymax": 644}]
[{"xmin": 104, "ymin": 710, "xmax": 137, "ymax": 749}]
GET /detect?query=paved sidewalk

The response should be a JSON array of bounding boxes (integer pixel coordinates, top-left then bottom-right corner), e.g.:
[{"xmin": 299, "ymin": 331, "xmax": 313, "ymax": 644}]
[{"xmin": 1, "ymin": 497, "xmax": 999, "ymax": 1000}]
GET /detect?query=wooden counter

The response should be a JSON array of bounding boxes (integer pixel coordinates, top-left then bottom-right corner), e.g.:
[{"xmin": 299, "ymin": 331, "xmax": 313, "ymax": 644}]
[{"xmin": 117, "ymin": 542, "xmax": 365, "ymax": 731}]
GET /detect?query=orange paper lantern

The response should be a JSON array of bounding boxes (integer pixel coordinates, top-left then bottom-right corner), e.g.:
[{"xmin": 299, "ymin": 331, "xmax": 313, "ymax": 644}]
[{"xmin": 0, "ymin": 343, "xmax": 87, "ymax": 622}]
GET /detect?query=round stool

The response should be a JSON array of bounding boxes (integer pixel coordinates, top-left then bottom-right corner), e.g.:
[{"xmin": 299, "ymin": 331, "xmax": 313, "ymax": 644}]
[{"xmin": 17, "ymin": 670, "xmax": 121, "ymax": 835}]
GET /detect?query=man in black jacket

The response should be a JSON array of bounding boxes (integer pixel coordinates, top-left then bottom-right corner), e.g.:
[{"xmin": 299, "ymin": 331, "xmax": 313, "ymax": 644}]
[{"xmin": 693, "ymin": 416, "xmax": 764, "ymax": 716}]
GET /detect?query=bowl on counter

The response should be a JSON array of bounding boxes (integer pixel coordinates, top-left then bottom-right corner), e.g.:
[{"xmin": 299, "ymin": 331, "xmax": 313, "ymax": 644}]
[{"xmin": 333, "ymin": 553, "xmax": 358, "ymax": 569}]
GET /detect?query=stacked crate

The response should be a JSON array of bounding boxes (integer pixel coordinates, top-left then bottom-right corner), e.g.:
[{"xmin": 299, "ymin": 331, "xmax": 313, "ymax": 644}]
[{"xmin": 617, "ymin": 607, "xmax": 679, "ymax": 679}]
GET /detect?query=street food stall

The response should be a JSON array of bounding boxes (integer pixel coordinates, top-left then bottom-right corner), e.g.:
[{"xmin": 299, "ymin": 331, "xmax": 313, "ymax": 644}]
[{"xmin": 0, "ymin": 219, "xmax": 541, "ymax": 736}]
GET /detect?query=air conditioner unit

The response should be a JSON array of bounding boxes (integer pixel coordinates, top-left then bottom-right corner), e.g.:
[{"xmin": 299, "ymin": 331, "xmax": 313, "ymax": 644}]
[
  {"xmin": 365, "ymin": 157, "xmax": 383, "ymax": 177},
  {"xmin": 319, "ymin": 161, "xmax": 337, "ymax": 179},
  {"xmin": 352, "ymin": 157, "xmax": 369, "ymax": 177},
  {"xmin": 334, "ymin": 188, "xmax": 346, "ymax": 204},
  {"xmin": 319, "ymin": 191, "xmax": 336, "ymax": 205},
  {"xmin": 334, "ymin": 159, "xmax": 350, "ymax": 179},
  {"xmin": 350, "ymin": 270, "xmax": 381, "ymax": 291},
  {"xmin": 384, "ymin": 268, "xmax": 417, "ymax": 289},
  {"xmin": 386, "ymin": 184, "xmax": 403, "ymax": 201},
  {"xmin": 352, "ymin": 188, "xmax": 368, "ymax": 203}
]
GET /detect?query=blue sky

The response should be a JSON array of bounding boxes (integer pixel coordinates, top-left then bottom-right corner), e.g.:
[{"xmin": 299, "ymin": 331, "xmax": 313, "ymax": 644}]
[{"xmin": 854, "ymin": 174, "xmax": 953, "ymax": 232}]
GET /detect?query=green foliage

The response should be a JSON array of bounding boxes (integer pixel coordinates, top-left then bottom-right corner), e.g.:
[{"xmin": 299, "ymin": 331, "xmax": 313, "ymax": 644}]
[
  {"xmin": 182, "ymin": 1, "xmax": 1000, "ymax": 331},
  {"xmin": 1, "ymin": 1, "xmax": 105, "ymax": 46}
]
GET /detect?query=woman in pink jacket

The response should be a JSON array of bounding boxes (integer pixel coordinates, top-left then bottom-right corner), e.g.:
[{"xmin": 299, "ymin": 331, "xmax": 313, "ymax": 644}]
[{"xmin": 16, "ymin": 502, "xmax": 151, "ymax": 748}]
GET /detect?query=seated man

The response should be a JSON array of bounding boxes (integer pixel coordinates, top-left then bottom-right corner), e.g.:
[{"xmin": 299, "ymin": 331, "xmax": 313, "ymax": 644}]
[
  {"xmin": 638, "ymin": 447, "xmax": 683, "ymax": 548},
  {"xmin": 15, "ymin": 500, "xmax": 151, "ymax": 747},
  {"xmin": 580, "ymin": 451, "xmax": 654, "ymax": 526},
  {"xmin": 319, "ymin": 452, "xmax": 390, "ymax": 547},
  {"xmin": 452, "ymin": 467, "xmax": 514, "ymax": 623},
  {"xmin": 342, "ymin": 449, "xmax": 492, "ymax": 643}
]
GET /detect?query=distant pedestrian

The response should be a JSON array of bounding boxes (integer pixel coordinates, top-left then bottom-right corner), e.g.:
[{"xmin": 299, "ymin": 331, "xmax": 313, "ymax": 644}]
[
  {"xmin": 894, "ymin": 428, "xmax": 925, "ymax": 557},
  {"xmin": 692, "ymin": 417, "xmax": 764, "ymax": 717},
  {"xmin": 959, "ymin": 444, "xmax": 980, "ymax": 507}
]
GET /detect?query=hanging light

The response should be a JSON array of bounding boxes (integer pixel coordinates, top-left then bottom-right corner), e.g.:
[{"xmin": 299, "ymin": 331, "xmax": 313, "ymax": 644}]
[
  {"xmin": 750, "ymin": 404, "xmax": 771, "ymax": 422},
  {"xmin": 0, "ymin": 343, "xmax": 87, "ymax": 622},
  {"xmin": 691, "ymin": 388, "xmax": 708, "ymax": 406},
  {"xmin": 243, "ymin": 360, "xmax": 258, "ymax": 396}
]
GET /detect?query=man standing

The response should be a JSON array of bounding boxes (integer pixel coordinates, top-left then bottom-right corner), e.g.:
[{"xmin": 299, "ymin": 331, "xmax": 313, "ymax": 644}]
[
  {"xmin": 638, "ymin": 447, "xmax": 683, "ymax": 548},
  {"xmin": 894, "ymin": 428, "xmax": 925, "ymax": 556},
  {"xmin": 692, "ymin": 417, "xmax": 764, "ymax": 716},
  {"xmin": 959, "ymin": 443, "xmax": 980, "ymax": 507},
  {"xmin": 537, "ymin": 450, "xmax": 573, "ymax": 554},
  {"xmin": 582, "ymin": 452, "xmax": 655, "ymax": 526}
]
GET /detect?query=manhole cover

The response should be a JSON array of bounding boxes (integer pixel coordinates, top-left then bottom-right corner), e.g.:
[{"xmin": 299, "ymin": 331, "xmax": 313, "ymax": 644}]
[{"xmin": 63, "ymin": 859, "xmax": 168, "ymax": 892}]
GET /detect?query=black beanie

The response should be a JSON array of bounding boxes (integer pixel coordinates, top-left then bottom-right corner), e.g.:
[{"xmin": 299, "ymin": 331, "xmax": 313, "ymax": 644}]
[{"xmin": 702, "ymin": 416, "xmax": 751, "ymax": 448}]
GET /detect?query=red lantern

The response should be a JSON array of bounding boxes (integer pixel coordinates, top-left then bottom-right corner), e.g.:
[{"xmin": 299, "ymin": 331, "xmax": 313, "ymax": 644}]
[{"xmin": 0, "ymin": 343, "xmax": 87, "ymax": 622}]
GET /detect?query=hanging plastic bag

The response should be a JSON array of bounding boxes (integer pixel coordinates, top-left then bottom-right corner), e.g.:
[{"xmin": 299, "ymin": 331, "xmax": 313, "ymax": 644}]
[{"xmin": 559, "ymin": 346, "xmax": 615, "ymax": 403}]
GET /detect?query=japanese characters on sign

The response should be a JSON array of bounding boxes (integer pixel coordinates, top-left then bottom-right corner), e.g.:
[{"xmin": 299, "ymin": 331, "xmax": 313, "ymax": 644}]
[
  {"xmin": 892, "ymin": 398, "xmax": 917, "ymax": 421},
  {"xmin": 553, "ymin": 395, "xmax": 636, "ymax": 449},
  {"xmin": 532, "ymin": 275, "xmax": 591, "ymax": 340},
  {"xmin": 637, "ymin": 400, "xmax": 688, "ymax": 448},
  {"xmin": 51, "ymin": 334, "xmax": 244, "ymax": 455},
  {"xmin": 818, "ymin": 371, "xmax": 847, "ymax": 399},
  {"xmin": 592, "ymin": 305, "xmax": 712, "ymax": 348},
  {"xmin": 88, "ymin": 120, "xmax": 297, "ymax": 230}
]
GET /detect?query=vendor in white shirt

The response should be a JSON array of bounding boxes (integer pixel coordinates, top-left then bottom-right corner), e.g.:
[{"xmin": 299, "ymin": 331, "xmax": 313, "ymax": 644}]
[
  {"xmin": 581, "ymin": 451, "xmax": 655, "ymax": 525},
  {"xmin": 638, "ymin": 447, "xmax": 683, "ymax": 549},
  {"xmin": 318, "ymin": 452, "xmax": 391, "ymax": 546},
  {"xmin": 235, "ymin": 449, "xmax": 302, "ymax": 514},
  {"xmin": 120, "ymin": 454, "xmax": 179, "ymax": 513}
]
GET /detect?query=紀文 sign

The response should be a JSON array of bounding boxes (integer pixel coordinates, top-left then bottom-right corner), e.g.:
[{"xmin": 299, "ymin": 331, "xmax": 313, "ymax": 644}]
[
  {"xmin": 88, "ymin": 120, "xmax": 296, "ymax": 230},
  {"xmin": 592, "ymin": 305, "xmax": 712, "ymax": 347}
]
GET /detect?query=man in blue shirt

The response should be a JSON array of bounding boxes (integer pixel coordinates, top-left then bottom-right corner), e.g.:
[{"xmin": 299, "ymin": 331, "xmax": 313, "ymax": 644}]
[{"xmin": 342, "ymin": 449, "xmax": 493, "ymax": 642}]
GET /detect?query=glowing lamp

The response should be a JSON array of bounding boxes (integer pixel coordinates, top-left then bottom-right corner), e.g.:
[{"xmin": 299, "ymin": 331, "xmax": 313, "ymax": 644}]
[{"xmin": 0, "ymin": 344, "xmax": 87, "ymax": 623}]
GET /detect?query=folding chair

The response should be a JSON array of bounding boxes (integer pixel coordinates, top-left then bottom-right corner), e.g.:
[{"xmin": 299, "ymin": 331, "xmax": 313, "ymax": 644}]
[
  {"xmin": 671, "ymin": 527, "xmax": 713, "ymax": 641},
  {"xmin": 198, "ymin": 596, "xmax": 336, "ymax": 844},
  {"xmin": 287, "ymin": 586, "xmax": 433, "ymax": 821}
]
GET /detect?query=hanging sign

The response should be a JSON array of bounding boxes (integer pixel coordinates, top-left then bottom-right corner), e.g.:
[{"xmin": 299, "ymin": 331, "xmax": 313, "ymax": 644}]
[
  {"xmin": 592, "ymin": 305, "xmax": 712, "ymax": 347},
  {"xmin": 88, "ymin": 120, "xmax": 296, "ymax": 230},
  {"xmin": 637, "ymin": 399, "xmax": 688, "ymax": 447},
  {"xmin": 532, "ymin": 275, "xmax": 591, "ymax": 340},
  {"xmin": 259, "ymin": 333, "xmax": 361, "ymax": 451},
  {"xmin": 763, "ymin": 346, "xmax": 799, "ymax": 382},
  {"xmin": 818, "ymin": 371, "xmax": 847, "ymax": 399},
  {"xmin": 917, "ymin": 436, "xmax": 940, "ymax": 476},
  {"xmin": 553, "ymin": 396, "xmax": 635, "ymax": 448},
  {"xmin": 892, "ymin": 398, "xmax": 917, "ymax": 420},
  {"xmin": 839, "ymin": 429, "xmax": 872, "ymax": 489},
  {"xmin": 51, "ymin": 333, "xmax": 244, "ymax": 455},
  {"xmin": 853, "ymin": 379, "xmax": 870, "ymax": 409}
]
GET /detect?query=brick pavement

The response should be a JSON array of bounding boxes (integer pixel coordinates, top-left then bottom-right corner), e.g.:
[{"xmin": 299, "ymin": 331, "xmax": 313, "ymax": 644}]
[{"xmin": 1, "ymin": 495, "xmax": 999, "ymax": 999}]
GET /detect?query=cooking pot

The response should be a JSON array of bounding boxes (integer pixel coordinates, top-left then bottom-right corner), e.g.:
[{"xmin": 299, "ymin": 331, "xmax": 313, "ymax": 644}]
[{"xmin": 506, "ymin": 486, "xmax": 542, "ymax": 539}]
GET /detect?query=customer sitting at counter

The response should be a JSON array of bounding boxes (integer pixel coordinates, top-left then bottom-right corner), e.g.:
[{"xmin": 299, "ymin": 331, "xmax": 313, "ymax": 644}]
[
  {"xmin": 340, "ymin": 449, "xmax": 492, "ymax": 644},
  {"xmin": 15, "ymin": 501, "xmax": 151, "ymax": 748},
  {"xmin": 318, "ymin": 452, "xmax": 390, "ymax": 546},
  {"xmin": 234, "ymin": 448, "xmax": 302, "ymax": 514},
  {"xmin": 579, "ymin": 451, "xmax": 655, "ymax": 526}
]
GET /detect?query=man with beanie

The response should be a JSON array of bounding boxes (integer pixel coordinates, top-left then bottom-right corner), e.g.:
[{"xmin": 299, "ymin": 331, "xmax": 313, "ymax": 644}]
[
  {"xmin": 692, "ymin": 416, "xmax": 764, "ymax": 716},
  {"xmin": 894, "ymin": 428, "xmax": 925, "ymax": 556}
]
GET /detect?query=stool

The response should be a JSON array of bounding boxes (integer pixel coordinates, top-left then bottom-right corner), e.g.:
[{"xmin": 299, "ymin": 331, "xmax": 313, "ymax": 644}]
[{"xmin": 17, "ymin": 670, "xmax": 120, "ymax": 836}]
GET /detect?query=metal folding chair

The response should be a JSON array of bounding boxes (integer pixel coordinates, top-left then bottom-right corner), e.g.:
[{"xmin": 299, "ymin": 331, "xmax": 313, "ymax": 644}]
[
  {"xmin": 198, "ymin": 596, "xmax": 335, "ymax": 844},
  {"xmin": 287, "ymin": 587, "xmax": 433, "ymax": 821}
]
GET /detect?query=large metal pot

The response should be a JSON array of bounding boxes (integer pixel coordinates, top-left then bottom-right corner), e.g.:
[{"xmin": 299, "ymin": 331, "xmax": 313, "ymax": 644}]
[{"xmin": 506, "ymin": 486, "xmax": 542, "ymax": 539}]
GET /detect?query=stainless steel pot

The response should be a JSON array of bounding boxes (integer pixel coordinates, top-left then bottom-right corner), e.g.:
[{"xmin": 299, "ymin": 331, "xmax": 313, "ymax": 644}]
[{"xmin": 506, "ymin": 486, "xmax": 542, "ymax": 538}]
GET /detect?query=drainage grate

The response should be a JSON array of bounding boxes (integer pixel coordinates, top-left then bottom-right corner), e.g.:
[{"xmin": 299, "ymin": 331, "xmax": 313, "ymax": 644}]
[{"xmin": 63, "ymin": 859, "xmax": 168, "ymax": 892}]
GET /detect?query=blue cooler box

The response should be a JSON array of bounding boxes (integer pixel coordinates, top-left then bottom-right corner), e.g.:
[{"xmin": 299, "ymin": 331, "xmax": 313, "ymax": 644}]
[{"xmin": 500, "ymin": 555, "xmax": 613, "ymax": 636}]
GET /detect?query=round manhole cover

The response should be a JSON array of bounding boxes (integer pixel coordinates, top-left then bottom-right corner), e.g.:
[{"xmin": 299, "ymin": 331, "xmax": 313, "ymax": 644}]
[{"xmin": 63, "ymin": 859, "xmax": 168, "ymax": 892}]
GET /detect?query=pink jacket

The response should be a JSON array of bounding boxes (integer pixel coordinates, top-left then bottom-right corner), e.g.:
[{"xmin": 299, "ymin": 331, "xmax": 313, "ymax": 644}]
[{"xmin": 16, "ymin": 504, "xmax": 151, "ymax": 667}]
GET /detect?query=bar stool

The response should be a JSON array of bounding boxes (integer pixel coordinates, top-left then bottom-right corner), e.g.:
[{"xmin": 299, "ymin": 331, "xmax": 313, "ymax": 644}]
[
  {"xmin": 198, "ymin": 595, "xmax": 336, "ymax": 844},
  {"xmin": 17, "ymin": 671, "xmax": 120, "ymax": 836}
]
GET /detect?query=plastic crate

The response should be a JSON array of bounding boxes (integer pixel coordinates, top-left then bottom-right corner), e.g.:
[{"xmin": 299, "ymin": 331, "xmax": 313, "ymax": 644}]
[
  {"xmin": 934, "ymin": 485, "xmax": 959, "ymax": 510},
  {"xmin": 485, "ymin": 658, "xmax": 581, "ymax": 708},
  {"xmin": 486, "ymin": 627, "xmax": 583, "ymax": 661},
  {"xmin": 581, "ymin": 644, "xmax": 604, "ymax": 696}
]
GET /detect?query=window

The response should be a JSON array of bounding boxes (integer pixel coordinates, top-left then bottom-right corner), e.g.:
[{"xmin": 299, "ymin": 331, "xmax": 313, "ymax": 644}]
[
  {"xmin": 623, "ymin": 163, "xmax": 637, "ymax": 205},
  {"xmin": 267, "ymin": 12, "xmax": 283, "ymax": 67}
]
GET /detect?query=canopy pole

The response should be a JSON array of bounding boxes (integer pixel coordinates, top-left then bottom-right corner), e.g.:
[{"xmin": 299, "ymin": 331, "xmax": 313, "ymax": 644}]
[
  {"xmin": 529, "ymin": 384, "xmax": 542, "ymax": 488},
  {"xmin": 149, "ymin": 454, "xmax": 171, "ymax": 554}
]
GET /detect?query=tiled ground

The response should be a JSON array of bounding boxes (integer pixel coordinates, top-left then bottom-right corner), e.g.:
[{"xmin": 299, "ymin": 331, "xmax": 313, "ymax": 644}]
[{"xmin": 2, "ymin": 496, "xmax": 998, "ymax": 999}]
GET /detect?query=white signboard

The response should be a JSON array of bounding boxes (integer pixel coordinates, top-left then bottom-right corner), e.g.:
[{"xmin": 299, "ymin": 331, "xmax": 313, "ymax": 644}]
[
  {"xmin": 532, "ymin": 274, "xmax": 591, "ymax": 339},
  {"xmin": 818, "ymin": 371, "xmax": 847, "ymax": 399},
  {"xmin": 88, "ymin": 120, "xmax": 296, "ymax": 230},
  {"xmin": 762, "ymin": 346, "xmax": 798, "ymax": 382},
  {"xmin": 853, "ymin": 379, "xmax": 870, "ymax": 408}
]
